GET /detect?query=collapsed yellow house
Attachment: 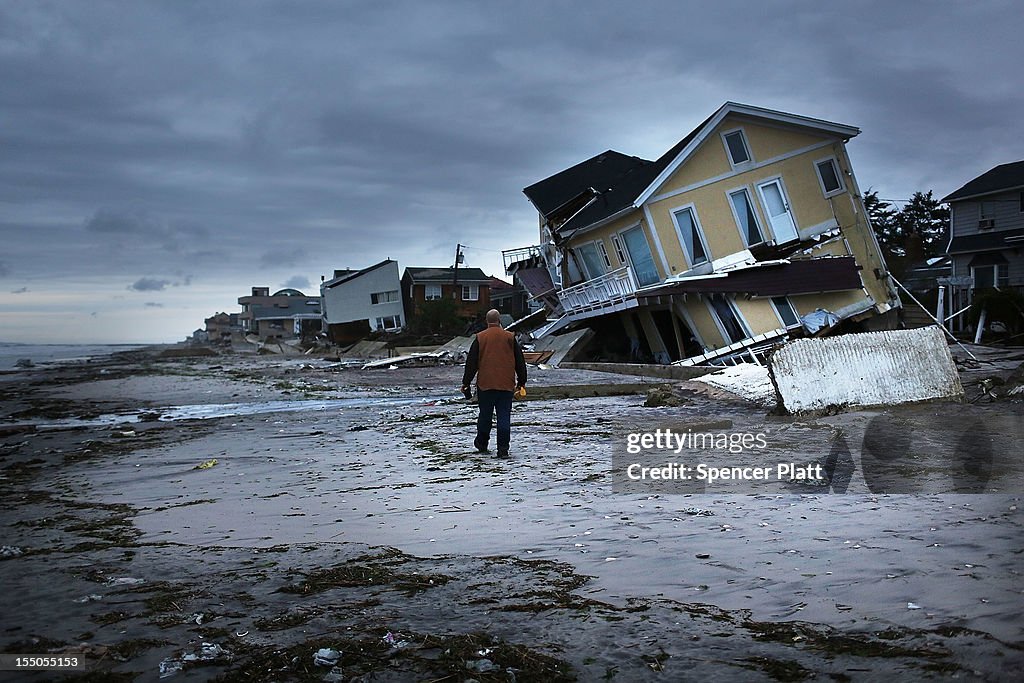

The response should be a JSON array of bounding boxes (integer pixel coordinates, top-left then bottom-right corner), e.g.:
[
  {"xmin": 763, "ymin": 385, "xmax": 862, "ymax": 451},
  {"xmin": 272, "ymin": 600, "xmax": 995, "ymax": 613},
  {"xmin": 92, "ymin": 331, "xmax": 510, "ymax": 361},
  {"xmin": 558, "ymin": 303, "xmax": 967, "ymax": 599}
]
[{"xmin": 507, "ymin": 102, "xmax": 900, "ymax": 365}]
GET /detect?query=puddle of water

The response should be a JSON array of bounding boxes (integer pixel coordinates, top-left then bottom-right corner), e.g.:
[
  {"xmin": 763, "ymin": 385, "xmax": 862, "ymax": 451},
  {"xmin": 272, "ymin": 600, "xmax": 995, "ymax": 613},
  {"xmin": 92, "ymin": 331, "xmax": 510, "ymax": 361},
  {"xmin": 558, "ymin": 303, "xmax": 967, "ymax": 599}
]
[{"xmin": 5, "ymin": 395, "xmax": 453, "ymax": 430}]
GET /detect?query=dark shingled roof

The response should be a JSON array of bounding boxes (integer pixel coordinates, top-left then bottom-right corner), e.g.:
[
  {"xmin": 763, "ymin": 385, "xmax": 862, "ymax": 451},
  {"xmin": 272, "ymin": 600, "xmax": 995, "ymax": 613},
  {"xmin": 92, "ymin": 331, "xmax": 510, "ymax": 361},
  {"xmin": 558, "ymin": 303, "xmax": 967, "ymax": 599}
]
[
  {"xmin": 636, "ymin": 257, "xmax": 862, "ymax": 300},
  {"xmin": 521, "ymin": 112, "xmax": 715, "ymax": 236},
  {"xmin": 322, "ymin": 259, "xmax": 396, "ymax": 289},
  {"xmin": 942, "ymin": 160, "xmax": 1024, "ymax": 202},
  {"xmin": 523, "ymin": 151, "xmax": 648, "ymax": 218},
  {"xmin": 948, "ymin": 227, "xmax": 1024, "ymax": 254},
  {"xmin": 403, "ymin": 267, "xmax": 491, "ymax": 284}
]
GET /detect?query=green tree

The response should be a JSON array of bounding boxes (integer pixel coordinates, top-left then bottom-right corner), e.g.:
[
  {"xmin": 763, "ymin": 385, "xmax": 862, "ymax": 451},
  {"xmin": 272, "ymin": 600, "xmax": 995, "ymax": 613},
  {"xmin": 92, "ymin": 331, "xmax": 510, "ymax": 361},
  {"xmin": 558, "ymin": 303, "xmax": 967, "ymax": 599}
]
[
  {"xmin": 893, "ymin": 191, "xmax": 949, "ymax": 261},
  {"xmin": 410, "ymin": 297, "xmax": 462, "ymax": 336},
  {"xmin": 864, "ymin": 189, "xmax": 897, "ymax": 254},
  {"xmin": 865, "ymin": 189, "xmax": 950, "ymax": 279}
]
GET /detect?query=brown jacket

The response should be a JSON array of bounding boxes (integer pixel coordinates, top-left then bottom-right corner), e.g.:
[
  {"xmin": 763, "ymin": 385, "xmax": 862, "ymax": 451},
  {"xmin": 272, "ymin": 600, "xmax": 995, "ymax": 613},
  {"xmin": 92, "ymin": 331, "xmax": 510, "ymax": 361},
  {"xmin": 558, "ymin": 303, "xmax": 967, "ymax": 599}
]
[{"xmin": 463, "ymin": 324, "xmax": 527, "ymax": 392}]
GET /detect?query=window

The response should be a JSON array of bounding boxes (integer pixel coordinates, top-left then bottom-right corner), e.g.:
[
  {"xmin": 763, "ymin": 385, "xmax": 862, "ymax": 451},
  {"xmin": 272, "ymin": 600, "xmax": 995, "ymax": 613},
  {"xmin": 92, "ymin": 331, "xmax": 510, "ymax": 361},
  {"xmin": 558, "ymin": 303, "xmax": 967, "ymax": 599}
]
[
  {"xmin": 709, "ymin": 297, "xmax": 748, "ymax": 344},
  {"xmin": 370, "ymin": 290, "xmax": 399, "ymax": 304},
  {"xmin": 672, "ymin": 206, "xmax": 709, "ymax": 266},
  {"xmin": 375, "ymin": 315, "xmax": 402, "ymax": 330},
  {"xmin": 611, "ymin": 235, "xmax": 626, "ymax": 264},
  {"xmin": 461, "ymin": 284, "xmax": 479, "ymax": 301},
  {"xmin": 424, "ymin": 285, "xmax": 442, "ymax": 300},
  {"xmin": 771, "ymin": 297, "xmax": 800, "ymax": 328},
  {"xmin": 728, "ymin": 189, "xmax": 764, "ymax": 246},
  {"xmin": 972, "ymin": 264, "xmax": 1009, "ymax": 289},
  {"xmin": 620, "ymin": 226, "xmax": 660, "ymax": 286},
  {"xmin": 722, "ymin": 129, "xmax": 751, "ymax": 166},
  {"xmin": 815, "ymin": 157, "xmax": 845, "ymax": 197},
  {"xmin": 576, "ymin": 242, "xmax": 607, "ymax": 279},
  {"xmin": 979, "ymin": 201, "xmax": 996, "ymax": 230},
  {"xmin": 597, "ymin": 241, "xmax": 612, "ymax": 268}
]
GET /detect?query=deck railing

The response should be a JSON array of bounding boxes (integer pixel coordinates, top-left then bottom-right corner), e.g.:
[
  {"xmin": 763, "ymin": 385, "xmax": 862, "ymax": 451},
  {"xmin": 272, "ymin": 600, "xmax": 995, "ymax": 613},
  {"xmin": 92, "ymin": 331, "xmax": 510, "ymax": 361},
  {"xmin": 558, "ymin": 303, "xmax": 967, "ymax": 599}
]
[
  {"xmin": 557, "ymin": 266, "xmax": 637, "ymax": 314},
  {"xmin": 502, "ymin": 245, "xmax": 543, "ymax": 273}
]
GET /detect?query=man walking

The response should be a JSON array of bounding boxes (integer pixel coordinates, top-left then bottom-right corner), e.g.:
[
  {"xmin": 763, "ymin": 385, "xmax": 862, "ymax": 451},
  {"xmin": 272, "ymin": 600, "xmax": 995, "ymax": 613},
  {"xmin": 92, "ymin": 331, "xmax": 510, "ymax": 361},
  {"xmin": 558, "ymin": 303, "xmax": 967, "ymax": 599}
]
[{"xmin": 462, "ymin": 309, "xmax": 527, "ymax": 457}]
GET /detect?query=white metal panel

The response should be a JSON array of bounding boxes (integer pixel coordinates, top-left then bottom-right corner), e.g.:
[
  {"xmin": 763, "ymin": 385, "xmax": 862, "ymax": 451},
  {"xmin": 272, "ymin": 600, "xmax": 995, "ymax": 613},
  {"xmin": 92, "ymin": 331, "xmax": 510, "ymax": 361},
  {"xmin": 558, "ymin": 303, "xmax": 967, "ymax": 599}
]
[{"xmin": 769, "ymin": 327, "xmax": 963, "ymax": 413}]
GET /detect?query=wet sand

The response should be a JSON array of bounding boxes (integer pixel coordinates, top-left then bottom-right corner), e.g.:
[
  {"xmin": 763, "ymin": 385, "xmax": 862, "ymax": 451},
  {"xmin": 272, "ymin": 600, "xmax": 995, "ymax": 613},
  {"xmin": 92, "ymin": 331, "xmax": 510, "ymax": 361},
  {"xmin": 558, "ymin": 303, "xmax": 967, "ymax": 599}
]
[{"xmin": 1, "ymin": 348, "xmax": 1022, "ymax": 681}]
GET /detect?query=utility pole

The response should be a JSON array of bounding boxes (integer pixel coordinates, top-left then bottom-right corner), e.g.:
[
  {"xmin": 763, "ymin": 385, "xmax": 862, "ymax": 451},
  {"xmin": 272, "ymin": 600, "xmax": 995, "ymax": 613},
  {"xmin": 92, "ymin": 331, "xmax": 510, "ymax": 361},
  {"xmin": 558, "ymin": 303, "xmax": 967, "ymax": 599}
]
[{"xmin": 453, "ymin": 243, "xmax": 464, "ymax": 288}]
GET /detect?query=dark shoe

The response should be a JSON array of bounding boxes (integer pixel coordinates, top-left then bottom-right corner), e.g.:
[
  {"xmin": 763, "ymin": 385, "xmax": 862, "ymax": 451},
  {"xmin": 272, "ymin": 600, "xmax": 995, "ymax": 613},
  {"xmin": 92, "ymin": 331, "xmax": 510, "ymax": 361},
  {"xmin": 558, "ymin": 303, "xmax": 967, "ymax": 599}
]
[
  {"xmin": 497, "ymin": 450, "xmax": 509, "ymax": 458},
  {"xmin": 474, "ymin": 439, "xmax": 490, "ymax": 454}
]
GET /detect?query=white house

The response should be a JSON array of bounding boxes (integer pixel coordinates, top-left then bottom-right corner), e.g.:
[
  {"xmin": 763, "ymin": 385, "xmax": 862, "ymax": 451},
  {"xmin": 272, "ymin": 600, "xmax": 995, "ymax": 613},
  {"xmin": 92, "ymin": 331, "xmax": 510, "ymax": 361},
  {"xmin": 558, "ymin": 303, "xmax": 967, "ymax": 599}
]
[{"xmin": 320, "ymin": 259, "xmax": 405, "ymax": 343}]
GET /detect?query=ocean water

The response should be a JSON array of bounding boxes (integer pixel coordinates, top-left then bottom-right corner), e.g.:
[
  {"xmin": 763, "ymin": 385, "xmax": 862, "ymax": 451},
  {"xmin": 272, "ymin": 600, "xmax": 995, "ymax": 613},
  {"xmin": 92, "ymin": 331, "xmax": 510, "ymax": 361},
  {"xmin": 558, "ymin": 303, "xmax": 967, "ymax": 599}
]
[{"xmin": 0, "ymin": 342, "xmax": 146, "ymax": 370}]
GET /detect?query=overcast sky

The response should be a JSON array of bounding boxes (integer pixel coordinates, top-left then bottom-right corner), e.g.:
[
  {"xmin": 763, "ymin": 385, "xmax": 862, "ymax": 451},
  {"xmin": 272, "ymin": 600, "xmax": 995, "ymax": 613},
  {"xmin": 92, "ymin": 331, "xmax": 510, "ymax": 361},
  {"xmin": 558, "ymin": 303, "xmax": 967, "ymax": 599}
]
[{"xmin": 2, "ymin": 1, "xmax": 1022, "ymax": 343}]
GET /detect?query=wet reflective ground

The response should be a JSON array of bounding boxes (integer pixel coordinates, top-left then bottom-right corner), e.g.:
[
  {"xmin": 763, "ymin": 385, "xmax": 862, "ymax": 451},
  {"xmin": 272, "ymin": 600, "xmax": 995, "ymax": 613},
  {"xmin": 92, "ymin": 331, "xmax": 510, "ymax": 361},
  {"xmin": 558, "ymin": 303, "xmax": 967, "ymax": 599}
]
[{"xmin": 1, "ymin": 349, "xmax": 1022, "ymax": 680}]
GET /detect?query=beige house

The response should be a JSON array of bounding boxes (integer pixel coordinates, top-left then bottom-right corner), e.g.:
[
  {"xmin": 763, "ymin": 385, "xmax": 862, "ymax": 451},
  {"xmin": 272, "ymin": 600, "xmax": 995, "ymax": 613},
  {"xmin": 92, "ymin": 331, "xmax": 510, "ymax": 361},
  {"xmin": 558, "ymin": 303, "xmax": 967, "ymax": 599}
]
[{"xmin": 510, "ymin": 102, "xmax": 899, "ymax": 364}]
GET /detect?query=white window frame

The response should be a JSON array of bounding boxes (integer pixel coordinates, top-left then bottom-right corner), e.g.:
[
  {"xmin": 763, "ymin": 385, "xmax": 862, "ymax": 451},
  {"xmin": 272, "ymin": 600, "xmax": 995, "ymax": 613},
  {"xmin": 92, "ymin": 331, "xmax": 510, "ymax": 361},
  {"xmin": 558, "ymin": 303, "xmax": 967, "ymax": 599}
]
[
  {"xmin": 461, "ymin": 284, "xmax": 479, "ymax": 301},
  {"xmin": 721, "ymin": 127, "xmax": 753, "ymax": 169},
  {"xmin": 375, "ymin": 315, "xmax": 402, "ymax": 330},
  {"xmin": 597, "ymin": 240, "xmax": 612, "ymax": 268},
  {"xmin": 669, "ymin": 203, "xmax": 712, "ymax": 268},
  {"xmin": 615, "ymin": 222, "xmax": 661, "ymax": 287},
  {"xmin": 726, "ymin": 186, "xmax": 766, "ymax": 247},
  {"xmin": 575, "ymin": 240, "xmax": 608, "ymax": 280},
  {"xmin": 814, "ymin": 156, "xmax": 846, "ymax": 198},
  {"xmin": 971, "ymin": 264, "xmax": 1008, "ymax": 289},
  {"xmin": 770, "ymin": 296, "xmax": 801, "ymax": 328},
  {"xmin": 610, "ymin": 234, "xmax": 626, "ymax": 264},
  {"xmin": 424, "ymin": 284, "xmax": 442, "ymax": 300},
  {"xmin": 754, "ymin": 174, "xmax": 800, "ymax": 244},
  {"xmin": 706, "ymin": 296, "xmax": 751, "ymax": 346}
]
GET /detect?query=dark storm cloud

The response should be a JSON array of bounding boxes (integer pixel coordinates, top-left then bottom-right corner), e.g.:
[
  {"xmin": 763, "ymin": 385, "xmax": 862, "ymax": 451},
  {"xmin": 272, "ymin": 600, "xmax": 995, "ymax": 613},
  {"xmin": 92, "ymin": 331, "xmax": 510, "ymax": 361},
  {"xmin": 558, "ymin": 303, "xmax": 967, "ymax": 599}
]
[
  {"xmin": 261, "ymin": 248, "xmax": 308, "ymax": 269},
  {"xmin": 1, "ymin": 0, "xmax": 1022, "ymax": 342},
  {"xmin": 281, "ymin": 275, "xmax": 311, "ymax": 290},
  {"xmin": 129, "ymin": 278, "xmax": 171, "ymax": 292}
]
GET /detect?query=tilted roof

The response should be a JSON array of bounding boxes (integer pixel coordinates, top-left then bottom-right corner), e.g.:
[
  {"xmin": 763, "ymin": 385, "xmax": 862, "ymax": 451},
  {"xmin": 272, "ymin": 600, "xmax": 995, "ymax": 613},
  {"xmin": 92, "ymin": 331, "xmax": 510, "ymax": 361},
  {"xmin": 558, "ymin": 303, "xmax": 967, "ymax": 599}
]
[
  {"xmin": 523, "ymin": 102, "xmax": 858, "ymax": 237},
  {"xmin": 322, "ymin": 259, "xmax": 397, "ymax": 289},
  {"xmin": 942, "ymin": 160, "xmax": 1024, "ymax": 202}
]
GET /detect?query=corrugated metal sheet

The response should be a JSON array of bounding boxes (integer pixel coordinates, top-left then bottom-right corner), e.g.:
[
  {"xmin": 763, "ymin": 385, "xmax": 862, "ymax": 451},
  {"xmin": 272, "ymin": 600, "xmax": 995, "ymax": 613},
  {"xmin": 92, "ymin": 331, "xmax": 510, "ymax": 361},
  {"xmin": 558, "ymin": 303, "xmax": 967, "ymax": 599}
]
[{"xmin": 769, "ymin": 327, "xmax": 963, "ymax": 413}]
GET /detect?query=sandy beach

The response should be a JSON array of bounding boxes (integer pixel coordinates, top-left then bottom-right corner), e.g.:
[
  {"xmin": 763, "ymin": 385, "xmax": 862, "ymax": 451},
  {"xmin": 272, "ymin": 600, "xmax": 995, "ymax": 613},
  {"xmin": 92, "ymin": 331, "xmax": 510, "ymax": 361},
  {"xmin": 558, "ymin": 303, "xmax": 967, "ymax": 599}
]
[{"xmin": 1, "ymin": 347, "xmax": 1022, "ymax": 681}]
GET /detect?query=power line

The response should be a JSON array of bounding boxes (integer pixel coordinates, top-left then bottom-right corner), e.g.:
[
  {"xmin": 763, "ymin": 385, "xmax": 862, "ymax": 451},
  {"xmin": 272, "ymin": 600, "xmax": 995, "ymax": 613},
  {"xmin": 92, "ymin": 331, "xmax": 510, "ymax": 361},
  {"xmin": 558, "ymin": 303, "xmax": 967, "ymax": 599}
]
[{"xmin": 458, "ymin": 244, "xmax": 503, "ymax": 253}]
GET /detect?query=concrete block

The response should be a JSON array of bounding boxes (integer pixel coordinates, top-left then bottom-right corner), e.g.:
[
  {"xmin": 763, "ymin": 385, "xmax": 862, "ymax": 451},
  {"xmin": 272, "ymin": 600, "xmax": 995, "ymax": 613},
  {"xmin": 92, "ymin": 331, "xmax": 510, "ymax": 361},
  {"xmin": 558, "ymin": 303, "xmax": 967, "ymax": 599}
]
[{"xmin": 769, "ymin": 327, "xmax": 963, "ymax": 414}]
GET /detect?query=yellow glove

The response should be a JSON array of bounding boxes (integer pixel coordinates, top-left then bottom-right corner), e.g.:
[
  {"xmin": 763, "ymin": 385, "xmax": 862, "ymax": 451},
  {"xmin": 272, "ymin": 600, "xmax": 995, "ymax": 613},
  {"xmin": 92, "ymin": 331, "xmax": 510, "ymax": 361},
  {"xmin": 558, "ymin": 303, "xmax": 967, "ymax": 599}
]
[{"xmin": 514, "ymin": 386, "xmax": 527, "ymax": 399}]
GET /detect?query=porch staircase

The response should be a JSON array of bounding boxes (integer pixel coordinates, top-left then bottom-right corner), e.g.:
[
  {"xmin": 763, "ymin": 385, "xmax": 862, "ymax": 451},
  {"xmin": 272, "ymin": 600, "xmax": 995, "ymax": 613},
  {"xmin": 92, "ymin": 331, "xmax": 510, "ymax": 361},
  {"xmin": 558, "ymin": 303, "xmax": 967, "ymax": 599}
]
[{"xmin": 673, "ymin": 328, "xmax": 789, "ymax": 367}]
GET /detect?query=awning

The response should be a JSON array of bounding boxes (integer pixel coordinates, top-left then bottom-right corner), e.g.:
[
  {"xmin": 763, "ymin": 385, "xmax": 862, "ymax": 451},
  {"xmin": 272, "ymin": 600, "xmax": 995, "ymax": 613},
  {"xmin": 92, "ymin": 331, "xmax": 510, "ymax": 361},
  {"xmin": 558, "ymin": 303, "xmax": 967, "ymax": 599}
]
[
  {"xmin": 967, "ymin": 251, "xmax": 1009, "ymax": 267},
  {"xmin": 948, "ymin": 227, "xmax": 1024, "ymax": 254},
  {"xmin": 635, "ymin": 256, "xmax": 862, "ymax": 302}
]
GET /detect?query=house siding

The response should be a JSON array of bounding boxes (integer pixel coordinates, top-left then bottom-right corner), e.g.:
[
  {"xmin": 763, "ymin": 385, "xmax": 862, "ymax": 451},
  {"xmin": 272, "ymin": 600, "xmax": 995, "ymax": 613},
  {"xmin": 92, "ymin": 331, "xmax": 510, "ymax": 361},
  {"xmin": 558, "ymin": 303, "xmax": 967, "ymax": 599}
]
[
  {"xmin": 948, "ymin": 190, "xmax": 1024, "ymax": 310},
  {"xmin": 538, "ymin": 104, "xmax": 897, "ymax": 362},
  {"xmin": 950, "ymin": 191, "xmax": 1024, "ymax": 238},
  {"xmin": 321, "ymin": 261, "xmax": 404, "ymax": 332},
  {"xmin": 643, "ymin": 122, "xmax": 859, "ymax": 275},
  {"xmin": 403, "ymin": 280, "xmax": 491, "ymax": 320}
]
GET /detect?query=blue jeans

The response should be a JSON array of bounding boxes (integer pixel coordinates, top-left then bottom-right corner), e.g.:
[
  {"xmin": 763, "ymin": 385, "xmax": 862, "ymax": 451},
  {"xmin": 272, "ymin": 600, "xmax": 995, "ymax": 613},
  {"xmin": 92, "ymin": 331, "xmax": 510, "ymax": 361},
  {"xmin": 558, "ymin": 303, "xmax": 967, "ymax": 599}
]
[{"xmin": 476, "ymin": 389, "xmax": 513, "ymax": 453}]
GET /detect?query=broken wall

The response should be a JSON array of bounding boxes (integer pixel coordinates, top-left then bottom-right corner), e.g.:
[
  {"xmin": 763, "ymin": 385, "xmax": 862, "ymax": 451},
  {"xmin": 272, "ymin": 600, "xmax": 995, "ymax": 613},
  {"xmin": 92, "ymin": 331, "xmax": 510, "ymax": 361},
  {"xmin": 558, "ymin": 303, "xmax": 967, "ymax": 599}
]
[{"xmin": 769, "ymin": 326, "xmax": 963, "ymax": 413}]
